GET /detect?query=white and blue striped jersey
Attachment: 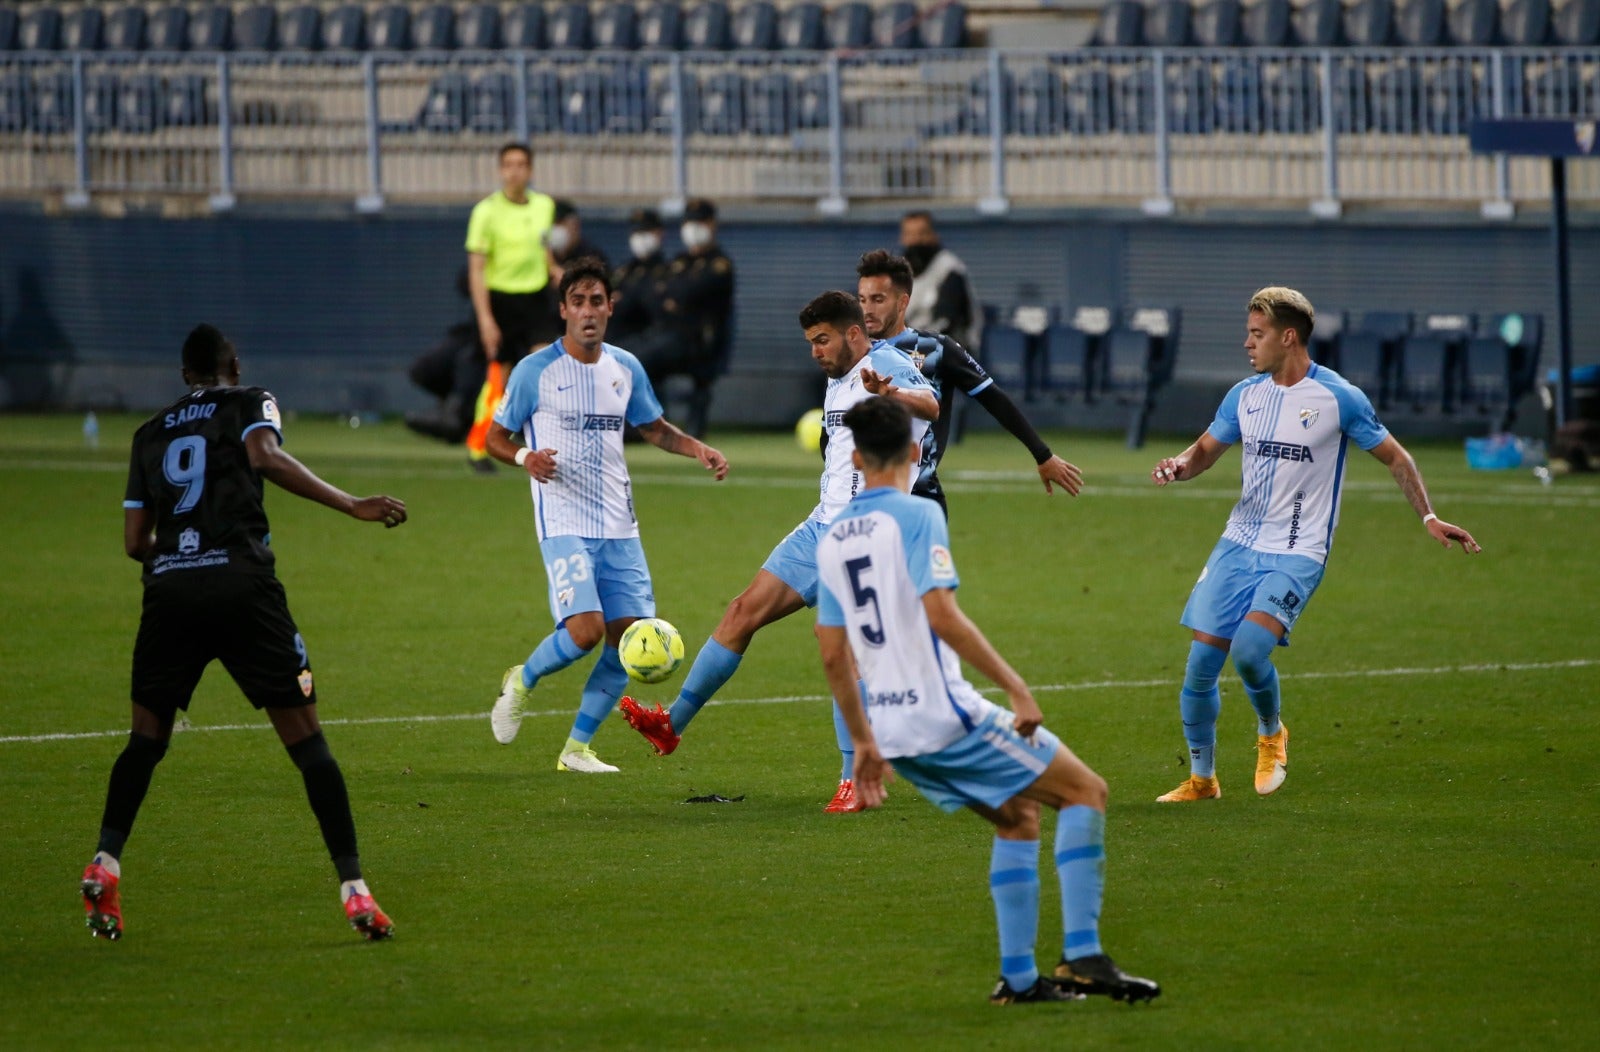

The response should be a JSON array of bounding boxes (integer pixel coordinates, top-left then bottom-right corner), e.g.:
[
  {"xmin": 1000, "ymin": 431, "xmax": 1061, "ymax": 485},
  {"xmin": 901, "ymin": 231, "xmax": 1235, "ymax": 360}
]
[
  {"xmin": 816, "ymin": 487, "xmax": 999, "ymax": 759},
  {"xmin": 1208, "ymin": 363, "xmax": 1389, "ymax": 564},
  {"xmin": 811, "ymin": 344, "xmax": 933, "ymax": 526},
  {"xmin": 493, "ymin": 340, "xmax": 664, "ymax": 541}
]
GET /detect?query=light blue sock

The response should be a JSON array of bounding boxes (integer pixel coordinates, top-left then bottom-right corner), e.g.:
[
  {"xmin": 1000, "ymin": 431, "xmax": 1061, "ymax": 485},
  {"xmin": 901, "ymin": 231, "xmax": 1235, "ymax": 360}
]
[
  {"xmin": 668, "ymin": 638, "xmax": 742, "ymax": 734},
  {"xmin": 990, "ymin": 837, "xmax": 1041, "ymax": 992},
  {"xmin": 568, "ymin": 646, "xmax": 626, "ymax": 746},
  {"xmin": 523, "ymin": 624, "xmax": 590, "ymax": 689},
  {"xmin": 1056, "ymin": 805, "xmax": 1105, "ymax": 961},
  {"xmin": 1232, "ymin": 621, "xmax": 1282, "ymax": 737},
  {"xmin": 832, "ymin": 694, "xmax": 856, "ymax": 782},
  {"xmin": 1181, "ymin": 639, "xmax": 1227, "ymax": 778}
]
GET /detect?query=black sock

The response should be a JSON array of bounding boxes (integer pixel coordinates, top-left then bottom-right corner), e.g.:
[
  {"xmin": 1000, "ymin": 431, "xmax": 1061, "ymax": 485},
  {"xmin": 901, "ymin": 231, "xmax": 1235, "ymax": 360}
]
[
  {"xmin": 97, "ymin": 732, "xmax": 169, "ymax": 858},
  {"xmin": 286, "ymin": 732, "xmax": 362, "ymax": 882}
]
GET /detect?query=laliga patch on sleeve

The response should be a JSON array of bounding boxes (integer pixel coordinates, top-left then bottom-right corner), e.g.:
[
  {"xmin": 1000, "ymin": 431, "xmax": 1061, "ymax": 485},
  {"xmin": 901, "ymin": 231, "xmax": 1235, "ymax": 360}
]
[
  {"xmin": 262, "ymin": 398, "xmax": 281, "ymax": 428},
  {"xmin": 930, "ymin": 544, "xmax": 956, "ymax": 580}
]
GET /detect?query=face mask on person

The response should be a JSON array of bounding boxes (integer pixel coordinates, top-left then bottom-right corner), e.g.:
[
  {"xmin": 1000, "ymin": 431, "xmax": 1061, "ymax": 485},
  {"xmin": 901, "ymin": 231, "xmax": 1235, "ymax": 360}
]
[
  {"xmin": 629, "ymin": 232, "xmax": 661, "ymax": 260},
  {"xmin": 546, "ymin": 225, "xmax": 573, "ymax": 254},
  {"xmin": 903, "ymin": 242, "xmax": 939, "ymax": 274},
  {"xmin": 680, "ymin": 222, "xmax": 713, "ymax": 251}
]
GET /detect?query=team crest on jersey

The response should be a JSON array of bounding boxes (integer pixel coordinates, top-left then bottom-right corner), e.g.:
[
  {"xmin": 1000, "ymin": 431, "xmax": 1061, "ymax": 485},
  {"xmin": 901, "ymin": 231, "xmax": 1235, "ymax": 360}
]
[
  {"xmin": 178, "ymin": 528, "xmax": 200, "ymax": 555},
  {"xmin": 262, "ymin": 399, "xmax": 281, "ymax": 427},
  {"xmin": 930, "ymin": 544, "xmax": 955, "ymax": 580},
  {"xmin": 559, "ymin": 587, "xmax": 575, "ymax": 608},
  {"xmin": 1299, "ymin": 407, "xmax": 1320, "ymax": 430},
  {"xmin": 298, "ymin": 668, "xmax": 314, "ymax": 697}
]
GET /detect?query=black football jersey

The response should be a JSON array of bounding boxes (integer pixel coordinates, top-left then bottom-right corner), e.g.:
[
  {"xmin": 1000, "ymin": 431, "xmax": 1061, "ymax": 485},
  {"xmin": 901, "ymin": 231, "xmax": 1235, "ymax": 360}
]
[{"xmin": 123, "ymin": 385, "xmax": 282, "ymax": 580}]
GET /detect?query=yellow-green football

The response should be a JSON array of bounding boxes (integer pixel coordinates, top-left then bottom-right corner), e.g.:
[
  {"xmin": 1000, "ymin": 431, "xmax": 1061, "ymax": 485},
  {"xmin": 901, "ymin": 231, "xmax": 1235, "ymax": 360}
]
[{"xmin": 619, "ymin": 618, "xmax": 686, "ymax": 684}]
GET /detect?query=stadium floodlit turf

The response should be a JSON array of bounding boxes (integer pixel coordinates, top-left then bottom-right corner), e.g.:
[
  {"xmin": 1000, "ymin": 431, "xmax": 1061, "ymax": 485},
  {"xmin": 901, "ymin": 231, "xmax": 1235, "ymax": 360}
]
[{"xmin": 2, "ymin": 412, "xmax": 1596, "ymax": 1050}]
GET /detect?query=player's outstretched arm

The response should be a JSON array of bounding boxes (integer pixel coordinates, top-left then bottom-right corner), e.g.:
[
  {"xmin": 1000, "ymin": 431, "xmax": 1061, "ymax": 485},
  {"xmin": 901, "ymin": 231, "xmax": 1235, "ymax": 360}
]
[
  {"xmin": 816, "ymin": 624, "xmax": 892, "ymax": 808},
  {"xmin": 245, "ymin": 430, "xmax": 407, "ymax": 528},
  {"xmin": 487, "ymin": 423, "xmax": 559, "ymax": 481},
  {"xmin": 969, "ymin": 384, "xmax": 1083, "ymax": 496},
  {"xmin": 1368, "ymin": 436, "xmax": 1483, "ymax": 553},
  {"xmin": 636, "ymin": 417, "xmax": 729, "ymax": 480},
  {"xmin": 1153, "ymin": 431, "xmax": 1229, "ymax": 486},
  {"xmin": 860, "ymin": 366, "xmax": 939, "ymax": 421},
  {"xmin": 922, "ymin": 588, "xmax": 1043, "ymax": 736}
]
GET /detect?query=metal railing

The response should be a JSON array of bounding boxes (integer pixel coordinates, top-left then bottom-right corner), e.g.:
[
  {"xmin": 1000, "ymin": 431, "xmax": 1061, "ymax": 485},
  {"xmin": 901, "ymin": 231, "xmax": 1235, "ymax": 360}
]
[{"xmin": 2, "ymin": 47, "xmax": 1597, "ymax": 214}]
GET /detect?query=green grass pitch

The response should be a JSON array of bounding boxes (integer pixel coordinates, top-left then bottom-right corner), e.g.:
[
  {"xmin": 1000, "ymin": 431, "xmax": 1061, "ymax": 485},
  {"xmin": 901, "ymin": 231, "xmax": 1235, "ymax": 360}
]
[{"xmin": 1, "ymin": 411, "xmax": 1596, "ymax": 1050}]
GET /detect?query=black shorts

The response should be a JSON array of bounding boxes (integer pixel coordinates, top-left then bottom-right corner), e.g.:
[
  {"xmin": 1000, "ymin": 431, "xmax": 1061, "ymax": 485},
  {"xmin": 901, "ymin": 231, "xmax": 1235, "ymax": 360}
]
[{"xmin": 131, "ymin": 571, "xmax": 316, "ymax": 718}]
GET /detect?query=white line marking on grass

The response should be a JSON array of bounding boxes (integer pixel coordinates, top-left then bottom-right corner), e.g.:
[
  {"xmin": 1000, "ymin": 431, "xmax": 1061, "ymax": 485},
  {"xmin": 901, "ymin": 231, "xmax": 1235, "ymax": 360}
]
[{"xmin": 3, "ymin": 658, "xmax": 1593, "ymax": 747}]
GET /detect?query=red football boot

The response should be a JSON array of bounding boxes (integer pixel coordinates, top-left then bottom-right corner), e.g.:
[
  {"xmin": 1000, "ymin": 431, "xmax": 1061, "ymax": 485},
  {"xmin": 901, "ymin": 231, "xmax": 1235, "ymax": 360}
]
[
  {"xmin": 619, "ymin": 697, "xmax": 681, "ymax": 756},
  {"xmin": 81, "ymin": 862, "xmax": 122, "ymax": 941}
]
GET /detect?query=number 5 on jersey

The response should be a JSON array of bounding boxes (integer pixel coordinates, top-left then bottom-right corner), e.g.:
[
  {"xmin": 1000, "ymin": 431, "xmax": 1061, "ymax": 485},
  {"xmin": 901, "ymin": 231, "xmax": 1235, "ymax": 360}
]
[{"xmin": 845, "ymin": 556, "xmax": 886, "ymax": 648}]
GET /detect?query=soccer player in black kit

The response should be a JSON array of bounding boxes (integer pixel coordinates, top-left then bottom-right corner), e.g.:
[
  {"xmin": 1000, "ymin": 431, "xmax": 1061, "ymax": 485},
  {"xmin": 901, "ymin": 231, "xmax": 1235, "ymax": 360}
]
[{"xmin": 80, "ymin": 324, "xmax": 407, "ymax": 942}]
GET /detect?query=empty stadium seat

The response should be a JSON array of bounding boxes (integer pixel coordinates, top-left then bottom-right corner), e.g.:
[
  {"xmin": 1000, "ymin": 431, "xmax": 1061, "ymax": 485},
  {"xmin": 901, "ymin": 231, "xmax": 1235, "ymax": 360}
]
[
  {"xmin": 1310, "ymin": 308, "xmax": 1344, "ymax": 366},
  {"xmin": 0, "ymin": 72, "xmax": 27, "ymax": 130},
  {"xmin": 921, "ymin": 1, "xmax": 967, "ymax": 48},
  {"xmin": 1371, "ymin": 61, "xmax": 1422, "ymax": 131},
  {"xmin": 979, "ymin": 310, "xmax": 1040, "ymax": 402},
  {"xmin": 1193, "ymin": 0, "xmax": 1243, "ymax": 44},
  {"xmin": 1499, "ymin": 0, "xmax": 1550, "ymax": 44},
  {"xmin": 1424, "ymin": 62, "xmax": 1486, "ymax": 133},
  {"xmin": 1045, "ymin": 308, "xmax": 1113, "ymax": 402},
  {"xmin": 19, "ymin": 7, "xmax": 63, "ymax": 51},
  {"xmin": 470, "ymin": 70, "xmax": 514, "ymax": 131},
  {"xmin": 608, "ymin": 63, "xmax": 653, "ymax": 131},
  {"xmin": 419, "ymin": 71, "xmax": 469, "ymax": 131},
  {"xmin": 163, "ymin": 72, "xmax": 211, "ymax": 125},
  {"xmin": 527, "ymin": 68, "xmax": 563, "ymax": 132},
  {"xmin": 685, "ymin": 2, "xmax": 731, "ymax": 48},
  {"xmin": 1290, "ymin": 0, "xmax": 1343, "ymax": 44},
  {"xmin": 32, "ymin": 70, "xmax": 73, "ymax": 131},
  {"xmin": 1094, "ymin": 0, "xmax": 1144, "ymax": 45},
  {"xmin": 548, "ymin": 3, "xmax": 593, "ymax": 49},
  {"xmin": 563, "ymin": 70, "xmax": 608, "ymax": 132},
  {"xmin": 1013, "ymin": 66, "xmax": 1065, "ymax": 135},
  {"xmin": 1343, "ymin": 0, "xmax": 1396, "ymax": 44},
  {"xmin": 875, "ymin": 1, "xmax": 921, "ymax": 49},
  {"xmin": 639, "ymin": 2, "xmax": 684, "ymax": 49},
  {"xmin": 457, "ymin": 3, "xmax": 501, "ymax": 48},
  {"xmin": 1393, "ymin": 0, "xmax": 1445, "ymax": 43},
  {"xmin": 697, "ymin": 70, "xmax": 743, "ymax": 133},
  {"xmin": 1166, "ymin": 61, "xmax": 1214, "ymax": 133},
  {"xmin": 827, "ymin": 2, "xmax": 873, "ymax": 49},
  {"xmin": 1241, "ymin": 0, "xmax": 1292, "ymax": 44},
  {"xmin": 780, "ymin": 2, "xmax": 825, "ymax": 49},
  {"xmin": 119, "ymin": 72, "xmax": 161, "ymax": 132},
  {"xmin": 1446, "ymin": 0, "xmax": 1499, "ymax": 43},
  {"xmin": 1343, "ymin": 311, "xmax": 1410, "ymax": 409},
  {"xmin": 733, "ymin": 2, "xmax": 779, "ymax": 50},
  {"xmin": 1551, "ymin": 0, "xmax": 1600, "ymax": 42},
  {"xmin": 1403, "ymin": 313, "xmax": 1473, "ymax": 410},
  {"xmin": 234, "ymin": 5, "xmax": 278, "ymax": 51},
  {"xmin": 962, "ymin": 67, "xmax": 1013, "ymax": 134},
  {"xmin": 322, "ymin": 5, "xmax": 366, "ymax": 50},
  {"xmin": 84, "ymin": 72, "xmax": 121, "ymax": 132},
  {"xmin": 1064, "ymin": 65, "xmax": 1115, "ymax": 133},
  {"xmin": 0, "ymin": 9, "xmax": 17, "ymax": 52},
  {"xmin": 105, "ymin": 7, "xmax": 148, "ymax": 51},
  {"xmin": 62, "ymin": 8, "xmax": 104, "ymax": 51},
  {"xmin": 593, "ymin": 3, "xmax": 640, "ymax": 49},
  {"xmin": 1258, "ymin": 61, "xmax": 1317, "ymax": 132},
  {"xmin": 412, "ymin": 4, "xmax": 456, "ymax": 49},
  {"xmin": 502, "ymin": 4, "xmax": 545, "ymax": 48},
  {"xmin": 747, "ymin": 70, "xmax": 792, "ymax": 133},
  {"xmin": 188, "ymin": 5, "xmax": 231, "ymax": 50},
  {"xmin": 795, "ymin": 69, "xmax": 829, "ymax": 126},
  {"xmin": 1143, "ymin": 0, "xmax": 1194, "ymax": 45},
  {"xmin": 280, "ymin": 5, "xmax": 322, "ymax": 51},
  {"xmin": 369, "ymin": 4, "xmax": 411, "ymax": 49}
]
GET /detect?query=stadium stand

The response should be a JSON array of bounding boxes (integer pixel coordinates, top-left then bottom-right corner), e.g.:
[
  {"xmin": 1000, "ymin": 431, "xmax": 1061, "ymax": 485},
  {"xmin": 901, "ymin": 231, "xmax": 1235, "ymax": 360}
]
[
  {"xmin": 779, "ymin": 2, "xmax": 826, "ymax": 49},
  {"xmin": 457, "ymin": 2, "xmax": 502, "ymax": 48},
  {"xmin": 1240, "ymin": 0, "xmax": 1292, "ymax": 45},
  {"xmin": 501, "ymin": 3, "xmax": 545, "ymax": 46},
  {"xmin": 685, "ymin": 1, "xmax": 732, "ymax": 49},
  {"xmin": 548, "ymin": 2, "xmax": 593, "ymax": 49},
  {"xmin": 640, "ymin": 1, "xmax": 685, "ymax": 50},
  {"xmin": 592, "ymin": 2, "xmax": 638, "ymax": 49},
  {"xmin": 1401, "ymin": 312, "xmax": 1473, "ymax": 413},
  {"xmin": 412, "ymin": 3, "xmax": 455, "ymax": 48},
  {"xmin": 827, "ymin": 1, "xmax": 874, "ymax": 48},
  {"xmin": 188, "ymin": 5, "xmax": 232, "ymax": 49},
  {"xmin": 1192, "ymin": 0, "xmax": 1242, "ymax": 46},
  {"xmin": 19, "ymin": 6, "xmax": 64, "ymax": 51},
  {"xmin": 62, "ymin": 7, "xmax": 105, "ymax": 51},
  {"xmin": 732, "ymin": 1, "xmax": 779, "ymax": 49}
]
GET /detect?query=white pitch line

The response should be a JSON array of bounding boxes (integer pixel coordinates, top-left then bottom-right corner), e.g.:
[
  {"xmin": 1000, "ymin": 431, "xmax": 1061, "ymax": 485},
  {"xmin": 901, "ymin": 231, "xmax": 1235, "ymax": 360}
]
[{"xmin": 2, "ymin": 657, "xmax": 1593, "ymax": 747}]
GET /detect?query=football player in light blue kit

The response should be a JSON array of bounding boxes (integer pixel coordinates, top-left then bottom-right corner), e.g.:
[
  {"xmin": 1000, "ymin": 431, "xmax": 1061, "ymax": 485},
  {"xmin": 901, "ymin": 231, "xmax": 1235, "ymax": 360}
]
[
  {"xmin": 485, "ymin": 257, "xmax": 728, "ymax": 773},
  {"xmin": 621, "ymin": 291, "xmax": 937, "ymax": 813},
  {"xmin": 1153, "ymin": 286, "xmax": 1481, "ymax": 803},
  {"xmin": 816, "ymin": 396, "xmax": 1160, "ymax": 1005}
]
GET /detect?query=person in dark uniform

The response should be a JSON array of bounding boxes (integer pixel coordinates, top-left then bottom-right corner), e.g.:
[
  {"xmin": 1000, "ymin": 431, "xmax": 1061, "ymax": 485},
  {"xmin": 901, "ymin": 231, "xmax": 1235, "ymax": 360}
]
[
  {"xmin": 80, "ymin": 324, "xmax": 407, "ymax": 943},
  {"xmin": 633, "ymin": 197, "xmax": 735, "ymax": 438},
  {"xmin": 855, "ymin": 249, "xmax": 1082, "ymax": 516},
  {"xmin": 404, "ymin": 264, "xmax": 483, "ymax": 443},
  {"xmin": 609, "ymin": 207, "xmax": 670, "ymax": 347}
]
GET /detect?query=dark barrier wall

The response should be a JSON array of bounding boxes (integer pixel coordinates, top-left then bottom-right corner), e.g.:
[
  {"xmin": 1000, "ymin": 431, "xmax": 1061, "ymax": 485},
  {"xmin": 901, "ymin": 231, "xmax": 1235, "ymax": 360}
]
[{"xmin": 1, "ymin": 208, "xmax": 1595, "ymax": 426}]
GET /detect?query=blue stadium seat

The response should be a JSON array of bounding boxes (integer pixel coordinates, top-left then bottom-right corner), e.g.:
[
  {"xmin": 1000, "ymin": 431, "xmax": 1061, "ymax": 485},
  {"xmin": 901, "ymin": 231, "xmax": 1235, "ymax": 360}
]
[
  {"xmin": 1343, "ymin": 0, "xmax": 1395, "ymax": 44},
  {"xmin": 779, "ymin": 3, "xmax": 825, "ymax": 49},
  {"xmin": 502, "ymin": 4, "xmax": 546, "ymax": 48},
  {"xmin": 1290, "ymin": 0, "xmax": 1343, "ymax": 44},
  {"xmin": 412, "ymin": 4, "xmax": 456, "ymax": 50},
  {"xmin": 188, "ymin": 5, "xmax": 230, "ymax": 50},
  {"xmin": 0, "ymin": 72, "xmax": 27, "ymax": 130},
  {"xmin": 1499, "ymin": 0, "xmax": 1550, "ymax": 44},
  {"xmin": 1193, "ymin": 0, "xmax": 1243, "ymax": 45},
  {"xmin": 32, "ymin": 70, "xmax": 73, "ymax": 131},
  {"xmin": 1309, "ymin": 308, "xmax": 1344, "ymax": 366},
  {"xmin": 322, "ymin": 5, "xmax": 366, "ymax": 51},
  {"xmin": 875, "ymin": 2, "xmax": 921, "ymax": 49},
  {"xmin": 20, "ymin": 7, "xmax": 64, "ymax": 51},
  {"xmin": 1462, "ymin": 334, "xmax": 1509, "ymax": 417},
  {"xmin": 105, "ymin": 7, "xmax": 148, "ymax": 51},
  {"xmin": 795, "ymin": 69, "xmax": 829, "ymax": 126},
  {"xmin": 1393, "ymin": 0, "xmax": 1445, "ymax": 43},
  {"xmin": 746, "ymin": 70, "xmax": 791, "ymax": 134},
  {"xmin": 163, "ymin": 72, "xmax": 211, "ymax": 125},
  {"xmin": 827, "ymin": 2, "xmax": 873, "ymax": 49},
  {"xmin": 1371, "ymin": 62, "xmax": 1421, "ymax": 132},
  {"xmin": 548, "ymin": 3, "xmax": 593, "ymax": 49},
  {"xmin": 84, "ymin": 72, "xmax": 121, "ymax": 132},
  {"xmin": 594, "ymin": 3, "xmax": 640, "ymax": 49},
  {"xmin": 1403, "ymin": 313, "xmax": 1473, "ymax": 412},
  {"xmin": 0, "ymin": 9, "xmax": 17, "ymax": 52},
  {"xmin": 1552, "ymin": 0, "xmax": 1600, "ymax": 43},
  {"xmin": 1093, "ymin": 0, "xmax": 1143, "ymax": 45},
  {"xmin": 640, "ymin": 2, "xmax": 684, "ymax": 49},
  {"xmin": 1044, "ymin": 311, "xmax": 1108, "ymax": 403},
  {"xmin": 1064, "ymin": 66, "xmax": 1114, "ymax": 133},
  {"xmin": 685, "ymin": 2, "xmax": 731, "ymax": 48},
  {"xmin": 1216, "ymin": 59, "xmax": 1259, "ymax": 130},
  {"xmin": 962, "ymin": 68, "xmax": 1012, "ymax": 134},
  {"xmin": 369, "ymin": 4, "xmax": 411, "ymax": 49},
  {"xmin": 280, "ymin": 6, "xmax": 322, "ymax": 51},
  {"xmin": 522, "ymin": 68, "xmax": 561, "ymax": 131},
  {"xmin": 1166, "ymin": 61, "xmax": 1214, "ymax": 133},
  {"xmin": 650, "ymin": 69, "xmax": 696, "ymax": 132},
  {"xmin": 470, "ymin": 70, "xmax": 514, "ymax": 132},
  {"xmin": 1143, "ymin": 0, "xmax": 1194, "ymax": 45},
  {"xmin": 1013, "ymin": 66, "xmax": 1065, "ymax": 135},
  {"xmin": 609, "ymin": 63, "xmax": 654, "ymax": 131},
  {"xmin": 119, "ymin": 72, "xmax": 161, "ymax": 132},
  {"xmin": 234, "ymin": 5, "xmax": 278, "ymax": 51},
  {"xmin": 1424, "ymin": 63, "xmax": 1486, "ymax": 133},
  {"xmin": 732, "ymin": 2, "xmax": 779, "ymax": 50},
  {"xmin": 1526, "ymin": 58, "xmax": 1580, "ymax": 114},
  {"xmin": 979, "ymin": 316, "xmax": 1035, "ymax": 401},
  {"xmin": 62, "ymin": 8, "xmax": 104, "ymax": 51},
  {"xmin": 562, "ymin": 70, "xmax": 608, "ymax": 133},
  {"xmin": 1259, "ymin": 61, "xmax": 1317, "ymax": 132},
  {"xmin": 921, "ymin": 2, "xmax": 967, "ymax": 48},
  {"xmin": 1241, "ymin": 0, "xmax": 1292, "ymax": 45},
  {"xmin": 457, "ymin": 3, "xmax": 502, "ymax": 49},
  {"xmin": 697, "ymin": 70, "xmax": 743, "ymax": 133},
  {"xmin": 419, "ymin": 71, "xmax": 469, "ymax": 131},
  {"xmin": 1446, "ymin": 0, "xmax": 1498, "ymax": 43},
  {"xmin": 1344, "ymin": 311, "xmax": 1410, "ymax": 409}
]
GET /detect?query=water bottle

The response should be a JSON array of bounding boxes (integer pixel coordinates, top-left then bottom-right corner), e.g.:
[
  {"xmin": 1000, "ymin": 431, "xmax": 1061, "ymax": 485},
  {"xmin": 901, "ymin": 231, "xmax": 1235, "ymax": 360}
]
[{"xmin": 83, "ymin": 410, "xmax": 100, "ymax": 450}]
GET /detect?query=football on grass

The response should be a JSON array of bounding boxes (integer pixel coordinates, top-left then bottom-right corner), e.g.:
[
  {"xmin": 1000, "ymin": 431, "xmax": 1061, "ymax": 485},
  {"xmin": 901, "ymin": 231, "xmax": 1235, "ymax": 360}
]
[{"xmin": 620, "ymin": 618, "xmax": 685, "ymax": 684}]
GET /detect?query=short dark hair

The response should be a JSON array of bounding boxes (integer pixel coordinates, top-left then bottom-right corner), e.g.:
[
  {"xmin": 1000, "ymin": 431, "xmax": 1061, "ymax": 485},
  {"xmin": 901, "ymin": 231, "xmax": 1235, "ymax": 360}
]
[
  {"xmin": 856, "ymin": 249, "xmax": 914, "ymax": 295},
  {"xmin": 843, "ymin": 396, "xmax": 913, "ymax": 469},
  {"xmin": 901, "ymin": 209, "xmax": 934, "ymax": 227},
  {"xmin": 559, "ymin": 256, "xmax": 613, "ymax": 300},
  {"xmin": 182, "ymin": 324, "xmax": 234, "ymax": 377},
  {"xmin": 798, "ymin": 290, "xmax": 865, "ymax": 333},
  {"xmin": 499, "ymin": 142, "xmax": 531, "ymax": 164}
]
